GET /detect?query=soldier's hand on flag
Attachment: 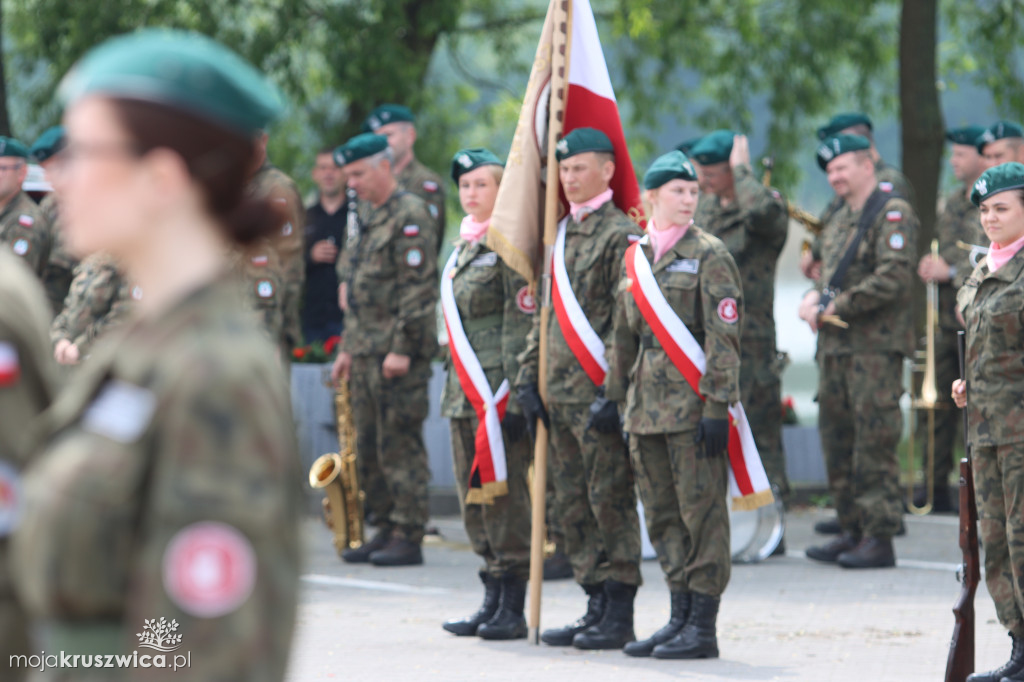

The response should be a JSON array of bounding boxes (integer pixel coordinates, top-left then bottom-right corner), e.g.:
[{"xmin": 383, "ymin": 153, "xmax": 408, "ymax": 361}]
[{"xmin": 516, "ymin": 383, "xmax": 549, "ymax": 439}]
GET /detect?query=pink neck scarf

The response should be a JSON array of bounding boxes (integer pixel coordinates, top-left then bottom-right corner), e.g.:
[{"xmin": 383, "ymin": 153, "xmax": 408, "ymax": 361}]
[
  {"xmin": 459, "ymin": 215, "xmax": 490, "ymax": 243},
  {"xmin": 569, "ymin": 188, "xmax": 614, "ymax": 222},
  {"xmin": 649, "ymin": 219, "xmax": 691, "ymax": 263},
  {"xmin": 987, "ymin": 233, "xmax": 1024, "ymax": 273}
]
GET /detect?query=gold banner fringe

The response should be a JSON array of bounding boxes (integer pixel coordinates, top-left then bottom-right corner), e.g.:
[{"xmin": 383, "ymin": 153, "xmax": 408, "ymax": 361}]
[
  {"xmin": 464, "ymin": 479, "xmax": 510, "ymax": 506},
  {"xmin": 730, "ymin": 488, "xmax": 775, "ymax": 512}
]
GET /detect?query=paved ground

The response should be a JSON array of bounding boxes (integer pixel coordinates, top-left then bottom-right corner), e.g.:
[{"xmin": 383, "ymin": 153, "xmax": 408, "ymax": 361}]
[{"xmin": 287, "ymin": 508, "xmax": 1005, "ymax": 681}]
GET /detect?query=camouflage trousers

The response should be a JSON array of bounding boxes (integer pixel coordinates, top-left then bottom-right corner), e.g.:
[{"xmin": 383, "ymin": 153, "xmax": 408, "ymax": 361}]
[
  {"xmin": 818, "ymin": 352, "xmax": 904, "ymax": 539},
  {"xmin": 974, "ymin": 441, "xmax": 1024, "ymax": 637},
  {"xmin": 913, "ymin": 327, "xmax": 961, "ymax": 489},
  {"xmin": 350, "ymin": 356, "xmax": 431, "ymax": 542},
  {"xmin": 547, "ymin": 403, "xmax": 641, "ymax": 586},
  {"xmin": 449, "ymin": 417, "xmax": 532, "ymax": 580},
  {"xmin": 740, "ymin": 337, "xmax": 789, "ymax": 505},
  {"xmin": 631, "ymin": 432, "xmax": 730, "ymax": 596}
]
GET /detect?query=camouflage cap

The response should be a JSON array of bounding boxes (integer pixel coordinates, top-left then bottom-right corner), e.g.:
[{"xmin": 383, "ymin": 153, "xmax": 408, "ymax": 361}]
[
  {"xmin": 58, "ymin": 29, "xmax": 286, "ymax": 135},
  {"xmin": 0, "ymin": 137, "xmax": 29, "ymax": 159},
  {"xmin": 817, "ymin": 112, "xmax": 873, "ymax": 140},
  {"xmin": 970, "ymin": 162, "xmax": 1024, "ymax": 207},
  {"xmin": 643, "ymin": 150, "xmax": 698, "ymax": 189},
  {"xmin": 975, "ymin": 120, "xmax": 1024, "ymax": 153},
  {"xmin": 675, "ymin": 136, "xmax": 703, "ymax": 155},
  {"xmin": 689, "ymin": 129, "xmax": 736, "ymax": 166},
  {"xmin": 555, "ymin": 127, "xmax": 614, "ymax": 161},
  {"xmin": 362, "ymin": 104, "xmax": 415, "ymax": 133},
  {"xmin": 945, "ymin": 125, "xmax": 986, "ymax": 147},
  {"xmin": 334, "ymin": 133, "xmax": 388, "ymax": 166},
  {"xmin": 450, "ymin": 147, "xmax": 503, "ymax": 185},
  {"xmin": 30, "ymin": 126, "xmax": 66, "ymax": 163},
  {"xmin": 816, "ymin": 134, "xmax": 871, "ymax": 171}
]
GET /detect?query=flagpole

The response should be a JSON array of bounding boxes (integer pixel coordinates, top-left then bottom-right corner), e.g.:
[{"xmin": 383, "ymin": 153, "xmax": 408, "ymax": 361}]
[{"xmin": 527, "ymin": 0, "xmax": 571, "ymax": 646}]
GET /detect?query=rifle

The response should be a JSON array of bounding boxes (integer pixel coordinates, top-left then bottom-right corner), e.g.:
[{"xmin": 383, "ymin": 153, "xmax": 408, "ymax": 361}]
[{"xmin": 945, "ymin": 330, "xmax": 980, "ymax": 682}]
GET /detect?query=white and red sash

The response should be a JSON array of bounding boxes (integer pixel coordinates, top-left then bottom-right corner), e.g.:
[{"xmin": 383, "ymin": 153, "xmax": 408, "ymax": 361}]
[
  {"xmin": 552, "ymin": 218, "xmax": 608, "ymax": 385},
  {"xmin": 624, "ymin": 240, "xmax": 773, "ymax": 510},
  {"xmin": 441, "ymin": 248, "xmax": 510, "ymax": 504}
]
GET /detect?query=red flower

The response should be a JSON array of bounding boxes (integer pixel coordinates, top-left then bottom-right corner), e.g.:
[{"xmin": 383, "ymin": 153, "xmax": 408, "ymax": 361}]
[
  {"xmin": 324, "ymin": 335, "xmax": 341, "ymax": 355},
  {"xmin": 293, "ymin": 348, "xmax": 307, "ymax": 360}
]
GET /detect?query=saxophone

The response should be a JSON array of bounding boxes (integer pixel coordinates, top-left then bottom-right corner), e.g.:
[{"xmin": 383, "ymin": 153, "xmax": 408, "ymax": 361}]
[
  {"xmin": 760, "ymin": 156, "xmax": 823, "ymax": 235},
  {"xmin": 308, "ymin": 379, "xmax": 365, "ymax": 553}
]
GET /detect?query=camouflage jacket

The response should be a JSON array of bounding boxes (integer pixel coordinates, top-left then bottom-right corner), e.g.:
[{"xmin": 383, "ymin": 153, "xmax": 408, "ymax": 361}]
[
  {"xmin": 0, "ymin": 191, "xmax": 50, "ymax": 277},
  {"xmin": 248, "ymin": 162, "xmax": 305, "ymax": 351},
  {"xmin": 231, "ymin": 244, "xmax": 286, "ymax": 348},
  {"xmin": 397, "ymin": 157, "xmax": 446, "ymax": 247},
  {"xmin": 936, "ymin": 185, "xmax": 984, "ymax": 331},
  {"xmin": 338, "ymin": 190, "xmax": 438, "ymax": 359},
  {"xmin": 516, "ymin": 200, "xmax": 643, "ymax": 404},
  {"xmin": 695, "ymin": 163, "xmax": 787, "ymax": 342},
  {"xmin": 958, "ymin": 254, "xmax": 1024, "ymax": 446},
  {"xmin": 440, "ymin": 238, "xmax": 533, "ymax": 419},
  {"xmin": 11, "ymin": 276, "xmax": 301, "ymax": 680},
  {"xmin": 606, "ymin": 228, "xmax": 742, "ymax": 434},
  {"xmin": 50, "ymin": 254, "xmax": 132, "ymax": 357},
  {"xmin": 815, "ymin": 192, "xmax": 917, "ymax": 357},
  {"xmin": 38, "ymin": 193, "xmax": 78, "ymax": 317}
]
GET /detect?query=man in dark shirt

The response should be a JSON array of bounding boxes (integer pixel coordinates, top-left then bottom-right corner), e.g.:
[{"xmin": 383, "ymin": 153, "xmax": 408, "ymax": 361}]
[{"xmin": 303, "ymin": 148, "xmax": 347, "ymax": 343}]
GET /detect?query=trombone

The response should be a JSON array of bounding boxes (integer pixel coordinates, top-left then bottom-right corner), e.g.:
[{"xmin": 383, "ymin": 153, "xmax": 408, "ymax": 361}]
[{"xmin": 906, "ymin": 239, "xmax": 949, "ymax": 515}]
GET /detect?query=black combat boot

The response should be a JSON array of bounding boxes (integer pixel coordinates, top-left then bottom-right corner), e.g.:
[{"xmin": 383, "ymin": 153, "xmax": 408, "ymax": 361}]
[
  {"xmin": 340, "ymin": 526, "xmax": 391, "ymax": 564},
  {"xmin": 477, "ymin": 575, "xmax": 528, "ymax": 640},
  {"xmin": 368, "ymin": 532, "xmax": 423, "ymax": 566},
  {"xmin": 805, "ymin": 533, "xmax": 859, "ymax": 563},
  {"xmin": 966, "ymin": 634, "xmax": 1024, "ymax": 682},
  {"xmin": 572, "ymin": 580, "xmax": 637, "ymax": 650},
  {"xmin": 836, "ymin": 536, "xmax": 895, "ymax": 569},
  {"xmin": 652, "ymin": 592, "xmax": 720, "ymax": 659},
  {"xmin": 540, "ymin": 583, "xmax": 606, "ymax": 646},
  {"xmin": 442, "ymin": 572, "xmax": 500, "ymax": 636},
  {"xmin": 544, "ymin": 549, "xmax": 574, "ymax": 581},
  {"xmin": 623, "ymin": 590, "xmax": 691, "ymax": 657}
]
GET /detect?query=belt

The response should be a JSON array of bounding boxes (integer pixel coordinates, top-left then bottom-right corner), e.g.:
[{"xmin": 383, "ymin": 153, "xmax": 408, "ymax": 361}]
[
  {"xmin": 48, "ymin": 621, "xmax": 125, "ymax": 656},
  {"xmin": 461, "ymin": 313, "xmax": 502, "ymax": 334}
]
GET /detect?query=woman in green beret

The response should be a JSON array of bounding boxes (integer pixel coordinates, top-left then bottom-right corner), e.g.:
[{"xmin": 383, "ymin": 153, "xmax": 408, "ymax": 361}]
[
  {"xmin": 10, "ymin": 30, "xmax": 301, "ymax": 681},
  {"xmin": 953, "ymin": 162, "xmax": 1024, "ymax": 682},
  {"xmin": 604, "ymin": 150, "xmax": 742, "ymax": 659},
  {"xmin": 439, "ymin": 148, "xmax": 534, "ymax": 641}
]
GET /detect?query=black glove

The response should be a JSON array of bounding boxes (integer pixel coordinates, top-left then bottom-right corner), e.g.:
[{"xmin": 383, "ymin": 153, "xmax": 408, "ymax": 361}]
[
  {"xmin": 694, "ymin": 417, "xmax": 729, "ymax": 457},
  {"xmin": 502, "ymin": 412, "xmax": 528, "ymax": 443},
  {"xmin": 516, "ymin": 383, "xmax": 549, "ymax": 439},
  {"xmin": 586, "ymin": 390, "xmax": 621, "ymax": 434}
]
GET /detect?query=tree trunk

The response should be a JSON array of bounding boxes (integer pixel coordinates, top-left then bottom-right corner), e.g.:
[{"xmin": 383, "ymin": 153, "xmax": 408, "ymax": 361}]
[{"xmin": 0, "ymin": 3, "xmax": 12, "ymax": 137}]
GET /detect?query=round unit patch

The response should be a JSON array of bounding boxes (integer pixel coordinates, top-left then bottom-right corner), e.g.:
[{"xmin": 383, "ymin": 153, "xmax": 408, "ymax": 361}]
[
  {"xmin": 889, "ymin": 232, "xmax": 905, "ymax": 251},
  {"xmin": 131, "ymin": 286, "xmax": 144, "ymax": 301},
  {"xmin": 717, "ymin": 297, "xmax": 739, "ymax": 324},
  {"xmin": 0, "ymin": 461, "xmax": 23, "ymax": 537},
  {"xmin": 405, "ymin": 248, "xmax": 423, "ymax": 268},
  {"xmin": 12, "ymin": 239, "xmax": 28, "ymax": 256},
  {"xmin": 256, "ymin": 279, "xmax": 275, "ymax": 299},
  {"xmin": 515, "ymin": 286, "xmax": 537, "ymax": 314},
  {"xmin": 162, "ymin": 521, "xmax": 257, "ymax": 618},
  {"xmin": 281, "ymin": 222, "xmax": 293, "ymax": 236},
  {"xmin": 423, "ymin": 180, "xmax": 439, "ymax": 193}
]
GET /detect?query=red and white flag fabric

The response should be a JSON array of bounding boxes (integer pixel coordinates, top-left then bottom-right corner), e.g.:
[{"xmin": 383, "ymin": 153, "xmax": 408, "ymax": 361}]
[
  {"xmin": 624, "ymin": 240, "xmax": 774, "ymax": 511},
  {"xmin": 488, "ymin": 0, "xmax": 644, "ymax": 285},
  {"xmin": 440, "ymin": 250, "xmax": 511, "ymax": 504}
]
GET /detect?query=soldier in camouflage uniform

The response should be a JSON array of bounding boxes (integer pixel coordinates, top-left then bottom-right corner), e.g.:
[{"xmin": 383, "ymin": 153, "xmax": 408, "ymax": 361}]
[
  {"xmin": 331, "ymin": 133, "xmax": 438, "ymax": 567},
  {"xmin": 800, "ymin": 135, "xmax": 917, "ymax": 569},
  {"xmin": 691, "ymin": 130, "xmax": 790, "ymax": 515},
  {"xmin": 608, "ymin": 151, "xmax": 740, "ymax": 659},
  {"xmin": 515, "ymin": 128, "xmax": 642, "ymax": 650},
  {"xmin": 30, "ymin": 126, "xmax": 78, "ymax": 317},
  {"xmin": 0, "ymin": 137, "xmax": 50, "ymax": 278},
  {"xmin": 439, "ymin": 148, "xmax": 533, "ymax": 641},
  {"xmin": 0, "ymin": 249, "xmax": 57, "ymax": 682},
  {"xmin": 363, "ymin": 104, "xmax": 446, "ymax": 249},
  {"xmin": 50, "ymin": 254, "xmax": 134, "ymax": 365},
  {"xmin": 953, "ymin": 163, "xmax": 1024, "ymax": 682},
  {"xmin": 975, "ymin": 120, "xmax": 1024, "ymax": 169},
  {"xmin": 911, "ymin": 126, "xmax": 987, "ymax": 512},
  {"xmin": 10, "ymin": 30, "xmax": 301, "ymax": 681},
  {"xmin": 231, "ymin": 243, "xmax": 287, "ymax": 350},
  {"xmin": 247, "ymin": 132, "xmax": 305, "ymax": 356}
]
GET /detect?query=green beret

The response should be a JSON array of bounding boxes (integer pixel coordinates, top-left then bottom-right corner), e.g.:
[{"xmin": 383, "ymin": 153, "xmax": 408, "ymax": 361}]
[
  {"xmin": 817, "ymin": 112, "xmax": 873, "ymax": 140},
  {"xmin": 58, "ymin": 29, "xmax": 285, "ymax": 135},
  {"xmin": 675, "ymin": 136, "xmax": 702, "ymax": 155},
  {"xmin": 30, "ymin": 126, "xmax": 65, "ymax": 163},
  {"xmin": 970, "ymin": 162, "xmax": 1024, "ymax": 207},
  {"xmin": 689, "ymin": 129, "xmax": 736, "ymax": 166},
  {"xmin": 976, "ymin": 120, "xmax": 1024, "ymax": 153},
  {"xmin": 0, "ymin": 137, "xmax": 29, "ymax": 159},
  {"xmin": 450, "ymin": 147, "xmax": 503, "ymax": 185},
  {"xmin": 334, "ymin": 133, "xmax": 388, "ymax": 166},
  {"xmin": 643, "ymin": 150, "xmax": 698, "ymax": 190},
  {"xmin": 362, "ymin": 104, "xmax": 415, "ymax": 133},
  {"xmin": 816, "ymin": 134, "xmax": 871, "ymax": 171},
  {"xmin": 946, "ymin": 125, "xmax": 986, "ymax": 147},
  {"xmin": 555, "ymin": 128, "xmax": 614, "ymax": 161}
]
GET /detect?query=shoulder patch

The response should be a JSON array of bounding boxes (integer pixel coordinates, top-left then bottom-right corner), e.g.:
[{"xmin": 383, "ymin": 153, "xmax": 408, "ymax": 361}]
[
  {"xmin": 251, "ymin": 255, "xmax": 269, "ymax": 267},
  {"xmin": 405, "ymin": 247, "xmax": 423, "ymax": 268},
  {"xmin": 131, "ymin": 285, "xmax": 144, "ymax": 301},
  {"xmin": 888, "ymin": 231, "xmax": 905, "ymax": 251},
  {"xmin": 423, "ymin": 180, "xmax": 439, "ymax": 193},
  {"xmin": 403, "ymin": 224, "xmax": 420, "ymax": 237},
  {"xmin": 163, "ymin": 521, "xmax": 257, "ymax": 618},
  {"xmin": 516, "ymin": 286, "xmax": 537, "ymax": 314},
  {"xmin": 0, "ymin": 461, "xmax": 23, "ymax": 537},
  {"xmin": 879, "ymin": 181, "xmax": 894, "ymax": 192},
  {"xmin": 11, "ymin": 239, "xmax": 28, "ymax": 256},
  {"xmin": 0, "ymin": 342, "xmax": 19, "ymax": 386},
  {"xmin": 81, "ymin": 380, "xmax": 158, "ymax": 443},
  {"xmin": 885, "ymin": 210, "xmax": 902, "ymax": 222},
  {"xmin": 18, "ymin": 214, "xmax": 33, "ymax": 228},
  {"xmin": 717, "ymin": 297, "xmax": 739, "ymax": 324},
  {"xmin": 255, "ymin": 279, "xmax": 275, "ymax": 299},
  {"xmin": 428, "ymin": 204, "xmax": 439, "ymax": 219},
  {"xmin": 771, "ymin": 189, "xmax": 781, "ymax": 200},
  {"xmin": 281, "ymin": 222, "xmax": 293, "ymax": 236}
]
